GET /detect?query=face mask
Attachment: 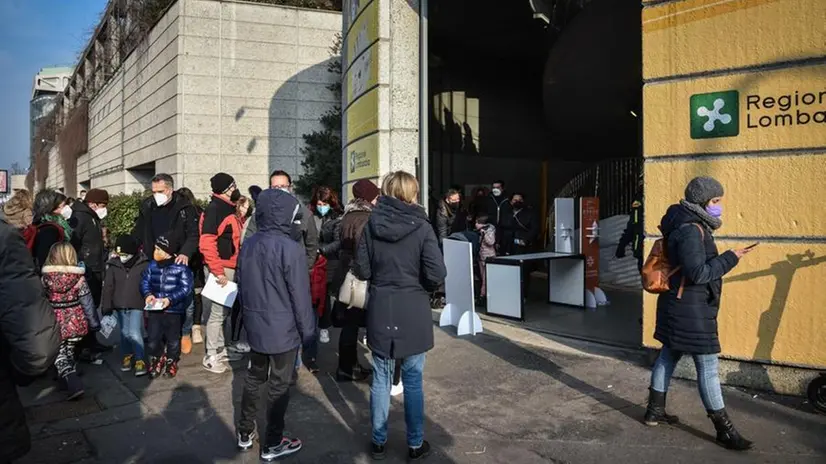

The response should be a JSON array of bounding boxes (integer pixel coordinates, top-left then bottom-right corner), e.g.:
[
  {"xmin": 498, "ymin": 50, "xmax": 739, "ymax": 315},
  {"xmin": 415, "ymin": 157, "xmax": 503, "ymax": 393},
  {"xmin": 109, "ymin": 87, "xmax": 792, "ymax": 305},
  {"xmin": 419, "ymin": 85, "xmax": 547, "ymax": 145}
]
[
  {"xmin": 230, "ymin": 189, "xmax": 241, "ymax": 203},
  {"xmin": 705, "ymin": 204, "xmax": 723, "ymax": 218},
  {"xmin": 154, "ymin": 193, "xmax": 168, "ymax": 206},
  {"xmin": 277, "ymin": 187, "xmax": 291, "ymax": 194},
  {"xmin": 512, "ymin": 201, "xmax": 523, "ymax": 209},
  {"xmin": 119, "ymin": 254, "xmax": 134, "ymax": 263},
  {"xmin": 448, "ymin": 201, "xmax": 459, "ymax": 209},
  {"xmin": 317, "ymin": 205, "xmax": 331, "ymax": 216},
  {"xmin": 96, "ymin": 207, "xmax": 108, "ymax": 220},
  {"xmin": 61, "ymin": 205, "xmax": 73, "ymax": 219},
  {"xmin": 492, "ymin": 188, "xmax": 502, "ymax": 197}
]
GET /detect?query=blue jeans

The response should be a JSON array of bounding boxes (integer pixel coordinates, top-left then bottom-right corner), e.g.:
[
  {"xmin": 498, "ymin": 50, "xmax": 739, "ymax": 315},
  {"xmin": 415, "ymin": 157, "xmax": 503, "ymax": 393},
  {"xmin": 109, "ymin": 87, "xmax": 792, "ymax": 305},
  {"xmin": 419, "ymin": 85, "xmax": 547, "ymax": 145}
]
[
  {"xmin": 650, "ymin": 344, "xmax": 725, "ymax": 411},
  {"xmin": 371, "ymin": 353, "xmax": 426, "ymax": 448},
  {"xmin": 116, "ymin": 309, "xmax": 145, "ymax": 361},
  {"xmin": 183, "ymin": 297, "xmax": 195, "ymax": 336}
]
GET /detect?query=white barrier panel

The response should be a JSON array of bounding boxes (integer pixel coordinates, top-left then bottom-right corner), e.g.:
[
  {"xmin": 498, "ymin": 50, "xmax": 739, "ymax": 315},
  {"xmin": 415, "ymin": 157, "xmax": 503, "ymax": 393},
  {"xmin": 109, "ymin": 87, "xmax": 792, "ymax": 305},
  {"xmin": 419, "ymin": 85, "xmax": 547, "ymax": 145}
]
[
  {"xmin": 555, "ymin": 198, "xmax": 575, "ymax": 253},
  {"xmin": 439, "ymin": 240, "xmax": 483, "ymax": 336}
]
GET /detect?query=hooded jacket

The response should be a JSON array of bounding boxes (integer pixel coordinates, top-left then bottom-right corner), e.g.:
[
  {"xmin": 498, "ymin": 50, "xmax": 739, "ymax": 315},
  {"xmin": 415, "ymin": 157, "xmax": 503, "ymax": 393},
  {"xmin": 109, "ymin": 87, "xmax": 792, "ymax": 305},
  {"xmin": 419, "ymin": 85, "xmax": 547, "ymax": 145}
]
[
  {"xmin": 237, "ymin": 189, "xmax": 315, "ymax": 354},
  {"xmin": 2, "ymin": 198, "xmax": 33, "ymax": 229},
  {"xmin": 139, "ymin": 261, "xmax": 194, "ymax": 314},
  {"xmin": 69, "ymin": 202, "xmax": 106, "ymax": 277},
  {"xmin": 353, "ymin": 196, "xmax": 447, "ymax": 359},
  {"xmin": 101, "ymin": 255, "xmax": 150, "ymax": 312},
  {"xmin": 244, "ymin": 199, "xmax": 319, "ymax": 272},
  {"xmin": 654, "ymin": 204, "xmax": 739, "ymax": 354},
  {"xmin": 41, "ymin": 265, "xmax": 97, "ymax": 340},
  {"xmin": 0, "ymin": 220, "xmax": 60, "ymax": 463}
]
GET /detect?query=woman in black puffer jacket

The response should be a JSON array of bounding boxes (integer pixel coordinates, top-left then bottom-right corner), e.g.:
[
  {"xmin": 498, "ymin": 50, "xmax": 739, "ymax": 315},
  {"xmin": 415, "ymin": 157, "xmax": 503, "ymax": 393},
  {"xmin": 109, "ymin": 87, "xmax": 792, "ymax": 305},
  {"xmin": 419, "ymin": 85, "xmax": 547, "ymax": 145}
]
[{"xmin": 644, "ymin": 176, "xmax": 754, "ymax": 451}]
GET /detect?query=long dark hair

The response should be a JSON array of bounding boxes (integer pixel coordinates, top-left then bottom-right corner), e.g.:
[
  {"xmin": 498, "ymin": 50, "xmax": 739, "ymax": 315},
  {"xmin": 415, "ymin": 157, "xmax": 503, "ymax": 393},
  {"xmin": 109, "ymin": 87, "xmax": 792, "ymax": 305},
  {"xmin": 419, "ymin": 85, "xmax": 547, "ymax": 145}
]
[
  {"xmin": 310, "ymin": 186, "xmax": 343, "ymax": 214},
  {"xmin": 177, "ymin": 187, "xmax": 199, "ymax": 211},
  {"xmin": 33, "ymin": 190, "xmax": 66, "ymax": 222}
]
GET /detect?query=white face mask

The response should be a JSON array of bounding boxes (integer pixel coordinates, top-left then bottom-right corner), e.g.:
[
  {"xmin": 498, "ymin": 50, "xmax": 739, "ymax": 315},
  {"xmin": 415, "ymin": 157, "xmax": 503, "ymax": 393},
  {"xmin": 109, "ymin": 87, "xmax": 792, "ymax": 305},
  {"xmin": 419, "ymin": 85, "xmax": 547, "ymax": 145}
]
[
  {"xmin": 277, "ymin": 187, "xmax": 291, "ymax": 194},
  {"xmin": 96, "ymin": 207, "xmax": 108, "ymax": 220},
  {"xmin": 119, "ymin": 254, "xmax": 134, "ymax": 263},
  {"xmin": 492, "ymin": 188, "xmax": 502, "ymax": 197},
  {"xmin": 154, "ymin": 193, "xmax": 169, "ymax": 206},
  {"xmin": 61, "ymin": 205, "xmax": 73, "ymax": 219}
]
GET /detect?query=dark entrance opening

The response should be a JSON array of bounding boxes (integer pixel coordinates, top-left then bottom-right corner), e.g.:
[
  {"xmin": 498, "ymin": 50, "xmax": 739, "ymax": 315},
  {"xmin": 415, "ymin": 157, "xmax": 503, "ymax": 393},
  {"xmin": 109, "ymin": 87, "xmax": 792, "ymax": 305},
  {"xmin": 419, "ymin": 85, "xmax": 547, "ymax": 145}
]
[{"xmin": 428, "ymin": 0, "xmax": 644, "ymax": 348}]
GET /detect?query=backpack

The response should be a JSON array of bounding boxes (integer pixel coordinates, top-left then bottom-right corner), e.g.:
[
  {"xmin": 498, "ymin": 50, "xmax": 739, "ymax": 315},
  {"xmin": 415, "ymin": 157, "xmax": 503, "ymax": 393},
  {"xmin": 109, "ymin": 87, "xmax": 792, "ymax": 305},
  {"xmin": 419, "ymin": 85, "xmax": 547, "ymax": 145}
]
[
  {"xmin": 22, "ymin": 222, "xmax": 65, "ymax": 252},
  {"xmin": 641, "ymin": 223, "xmax": 703, "ymax": 298}
]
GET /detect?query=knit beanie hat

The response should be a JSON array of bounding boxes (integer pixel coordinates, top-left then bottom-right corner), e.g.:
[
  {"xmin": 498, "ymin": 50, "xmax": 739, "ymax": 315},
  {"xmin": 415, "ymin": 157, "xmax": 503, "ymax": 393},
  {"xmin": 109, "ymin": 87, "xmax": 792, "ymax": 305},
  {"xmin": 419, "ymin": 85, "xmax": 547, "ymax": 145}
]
[
  {"xmin": 684, "ymin": 176, "xmax": 724, "ymax": 206},
  {"xmin": 84, "ymin": 188, "xmax": 110, "ymax": 204},
  {"xmin": 210, "ymin": 173, "xmax": 235, "ymax": 194},
  {"xmin": 155, "ymin": 235, "xmax": 177, "ymax": 256},
  {"xmin": 352, "ymin": 179, "xmax": 380, "ymax": 202},
  {"xmin": 114, "ymin": 235, "xmax": 139, "ymax": 255}
]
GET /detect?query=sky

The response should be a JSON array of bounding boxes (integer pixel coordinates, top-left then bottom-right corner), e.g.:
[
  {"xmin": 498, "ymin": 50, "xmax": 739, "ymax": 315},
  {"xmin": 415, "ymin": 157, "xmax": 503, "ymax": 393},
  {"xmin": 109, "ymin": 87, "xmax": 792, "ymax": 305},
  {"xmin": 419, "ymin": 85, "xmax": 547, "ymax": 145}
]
[{"xmin": 0, "ymin": 0, "xmax": 108, "ymax": 172}]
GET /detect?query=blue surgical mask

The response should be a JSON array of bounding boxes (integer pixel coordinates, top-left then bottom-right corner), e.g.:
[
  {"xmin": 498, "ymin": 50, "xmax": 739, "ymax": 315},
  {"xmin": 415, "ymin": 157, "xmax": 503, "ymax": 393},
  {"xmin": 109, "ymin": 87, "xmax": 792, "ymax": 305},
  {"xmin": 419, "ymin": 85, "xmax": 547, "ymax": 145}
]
[
  {"xmin": 317, "ymin": 205, "xmax": 331, "ymax": 217},
  {"xmin": 705, "ymin": 204, "xmax": 723, "ymax": 218}
]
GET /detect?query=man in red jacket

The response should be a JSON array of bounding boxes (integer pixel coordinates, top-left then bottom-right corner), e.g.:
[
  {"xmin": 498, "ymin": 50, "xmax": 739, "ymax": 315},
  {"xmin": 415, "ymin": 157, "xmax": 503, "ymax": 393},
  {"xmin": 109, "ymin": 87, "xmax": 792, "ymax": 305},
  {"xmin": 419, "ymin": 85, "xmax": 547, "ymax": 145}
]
[{"xmin": 200, "ymin": 172, "xmax": 242, "ymax": 374}]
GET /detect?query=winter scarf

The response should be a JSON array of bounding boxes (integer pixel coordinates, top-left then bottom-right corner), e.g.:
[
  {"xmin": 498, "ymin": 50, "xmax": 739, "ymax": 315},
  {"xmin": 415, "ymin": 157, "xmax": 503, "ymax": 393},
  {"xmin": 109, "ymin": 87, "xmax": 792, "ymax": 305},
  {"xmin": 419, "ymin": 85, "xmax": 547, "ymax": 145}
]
[
  {"xmin": 680, "ymin": 200, "xmax": 722, "ymax": 231},
  {"xmin": 40, "ymin": 213, "xmax": 73, "ymax": 241}
]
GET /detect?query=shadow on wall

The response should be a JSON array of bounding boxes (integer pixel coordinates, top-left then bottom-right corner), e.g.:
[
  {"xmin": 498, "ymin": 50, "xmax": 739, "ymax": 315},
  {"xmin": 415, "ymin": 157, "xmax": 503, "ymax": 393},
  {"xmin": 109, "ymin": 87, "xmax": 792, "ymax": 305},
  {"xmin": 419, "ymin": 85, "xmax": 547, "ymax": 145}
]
[{"xmin": 230, "ymin": 59, "xmax": 336, "ymax": 193}]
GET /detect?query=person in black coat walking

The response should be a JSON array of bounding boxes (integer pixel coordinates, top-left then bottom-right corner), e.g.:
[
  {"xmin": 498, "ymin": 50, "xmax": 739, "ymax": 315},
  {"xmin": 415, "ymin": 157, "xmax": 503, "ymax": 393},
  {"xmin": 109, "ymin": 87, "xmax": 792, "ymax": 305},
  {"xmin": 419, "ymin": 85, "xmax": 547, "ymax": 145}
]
[
  {"xmin": 353, "ymin": 171, "xmax": 446, "ymax": 460},
  {"xmin": 644, "ymin": 176, "xmax": 754, "ymax": 451},
  {"xmin": 70, "ymin": 188, "xmax": 109, "ymax": 306},
  {"xmin": 0, "ymin": 219, "xmax": 61, "ymax": 463}
]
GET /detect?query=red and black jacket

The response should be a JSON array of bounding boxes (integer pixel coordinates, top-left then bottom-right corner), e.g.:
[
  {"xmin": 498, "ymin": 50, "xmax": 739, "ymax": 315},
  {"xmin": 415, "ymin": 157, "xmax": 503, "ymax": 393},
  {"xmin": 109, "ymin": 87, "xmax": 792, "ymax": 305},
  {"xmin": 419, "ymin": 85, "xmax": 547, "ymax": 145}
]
[{"xmin": 199, "ymin": 195, "xmax": 241, "ymax": 276}]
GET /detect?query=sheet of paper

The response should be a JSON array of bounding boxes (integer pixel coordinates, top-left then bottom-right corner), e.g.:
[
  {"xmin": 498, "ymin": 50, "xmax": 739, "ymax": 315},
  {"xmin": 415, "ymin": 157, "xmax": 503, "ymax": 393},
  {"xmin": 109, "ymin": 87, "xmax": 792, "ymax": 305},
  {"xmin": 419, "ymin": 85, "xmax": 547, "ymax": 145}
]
[
  {"xmin": 144, "ymin": 299, "xmax": 166, "ymax": 311},
  {"xmin": 202, "ymin": 273, "xmax": 238, "ymax": 308},
  {"xmin": 99, "ymin": 314, "xmax": 117, "ymax": 339}
]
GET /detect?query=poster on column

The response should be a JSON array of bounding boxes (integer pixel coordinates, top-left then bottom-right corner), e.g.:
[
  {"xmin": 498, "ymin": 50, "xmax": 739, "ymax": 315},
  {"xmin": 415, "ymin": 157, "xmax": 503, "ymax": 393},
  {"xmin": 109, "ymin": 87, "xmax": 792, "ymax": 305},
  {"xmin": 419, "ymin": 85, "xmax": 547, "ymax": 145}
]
[{"xmin": 580, "ymin": 197, "xmax": 600, "ymax": 290}]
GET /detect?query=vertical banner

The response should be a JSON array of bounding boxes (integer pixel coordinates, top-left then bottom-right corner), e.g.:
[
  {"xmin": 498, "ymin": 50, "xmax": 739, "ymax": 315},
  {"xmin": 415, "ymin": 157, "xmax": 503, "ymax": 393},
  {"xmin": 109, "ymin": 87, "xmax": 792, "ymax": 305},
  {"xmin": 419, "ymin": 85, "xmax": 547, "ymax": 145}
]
[
  {"xmin": 0, "ymin": 170, "xmax": 8, "ymax": 194},
  {"xmin": 580, "ymin": 197, "xmax": 600, "ymax": 291}
]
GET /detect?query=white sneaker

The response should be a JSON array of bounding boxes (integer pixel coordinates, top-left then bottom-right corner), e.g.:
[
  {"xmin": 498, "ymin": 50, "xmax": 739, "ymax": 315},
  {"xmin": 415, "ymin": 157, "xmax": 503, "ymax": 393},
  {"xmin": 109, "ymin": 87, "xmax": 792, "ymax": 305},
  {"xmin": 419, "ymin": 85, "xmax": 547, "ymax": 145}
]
[
  {"xmin": 191, "ymin": 325, "xmax": 203, "ymax": 344},
  {"xmin": 203, "ymin": 355, "xmax": 228, "ymax": 374},
  {"xmin": 319, "ymin": 329, "xmax": 330, "ymax": 344},
  {"xmin": 232, "ymin": 341, "xmax": 251, "ymax": 353},
  {"xmin": 391, "ymin": 382, "xmax": 404, "ymax": 397}
]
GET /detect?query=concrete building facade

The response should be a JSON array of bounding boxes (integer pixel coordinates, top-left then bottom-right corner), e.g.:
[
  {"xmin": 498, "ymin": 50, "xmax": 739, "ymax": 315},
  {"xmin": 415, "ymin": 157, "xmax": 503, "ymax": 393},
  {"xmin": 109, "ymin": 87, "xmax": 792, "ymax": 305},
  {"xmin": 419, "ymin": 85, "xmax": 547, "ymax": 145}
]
[{"xmin": 44, "ymin": 0, "xmax": 341, "ymax": 198}]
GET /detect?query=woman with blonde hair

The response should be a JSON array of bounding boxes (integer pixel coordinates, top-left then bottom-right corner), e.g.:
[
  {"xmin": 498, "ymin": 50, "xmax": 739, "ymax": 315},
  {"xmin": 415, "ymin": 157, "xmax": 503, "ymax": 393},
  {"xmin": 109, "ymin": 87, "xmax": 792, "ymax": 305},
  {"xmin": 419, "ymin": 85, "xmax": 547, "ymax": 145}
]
[
  {"xmin": 2, "ymin": 189, "xmax": 34, "ymax": 229},
  {"xmin": 41, "ymin": 242, "xmax": 100, "ymax": 400},
  {"xmin": 353, "ymin": 171, "xmax": 446, "ymax": 460}
]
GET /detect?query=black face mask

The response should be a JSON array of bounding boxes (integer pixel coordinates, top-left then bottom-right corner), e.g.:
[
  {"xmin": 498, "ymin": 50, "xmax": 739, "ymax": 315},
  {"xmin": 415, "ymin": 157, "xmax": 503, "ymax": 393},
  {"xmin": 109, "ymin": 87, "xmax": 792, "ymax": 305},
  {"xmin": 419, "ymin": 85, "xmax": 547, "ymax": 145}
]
[
  {"xmin": 448, "ymin": 201, "xmax": 459, "ymax": 210},
  {"xmin": 512, "ymin": 201, "xmax": 524, "ymax": 209},
  {"xmin": 230, "ymin": 189, "xmax": 241, "ymax": 203}
]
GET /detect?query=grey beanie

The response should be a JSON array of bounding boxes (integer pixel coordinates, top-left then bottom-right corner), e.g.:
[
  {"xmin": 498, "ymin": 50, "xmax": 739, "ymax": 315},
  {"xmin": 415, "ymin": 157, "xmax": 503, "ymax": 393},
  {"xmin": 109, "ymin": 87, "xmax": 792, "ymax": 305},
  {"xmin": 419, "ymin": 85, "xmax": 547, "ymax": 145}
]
[{"xmin": 685, "ymin": 176, "xmax": 724, "ymax": 205}]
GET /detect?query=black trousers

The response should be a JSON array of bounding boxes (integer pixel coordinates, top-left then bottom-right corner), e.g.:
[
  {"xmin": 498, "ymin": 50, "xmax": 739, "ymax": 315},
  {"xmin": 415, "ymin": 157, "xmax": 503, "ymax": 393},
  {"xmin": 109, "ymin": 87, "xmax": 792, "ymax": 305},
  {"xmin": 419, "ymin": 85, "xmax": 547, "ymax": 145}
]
[
  {"xmin": 147, "ymin": 312, "xmax": 184, "ymax": 361},
  {"xmin": 238, "ymin": 349, "xmax": 298, "ymax": 446},
  {"xmin": 338, "ymin": 324, "xmax": 359, "ymax": 372}
]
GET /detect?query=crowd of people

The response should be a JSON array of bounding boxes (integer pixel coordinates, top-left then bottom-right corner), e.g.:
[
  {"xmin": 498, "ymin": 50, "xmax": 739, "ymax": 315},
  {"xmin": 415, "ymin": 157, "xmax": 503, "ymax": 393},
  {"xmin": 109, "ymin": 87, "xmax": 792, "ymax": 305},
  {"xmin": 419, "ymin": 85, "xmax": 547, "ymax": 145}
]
[{"xmin": 0, "ymin": 170, "xmax": 757, "ymax": 462}]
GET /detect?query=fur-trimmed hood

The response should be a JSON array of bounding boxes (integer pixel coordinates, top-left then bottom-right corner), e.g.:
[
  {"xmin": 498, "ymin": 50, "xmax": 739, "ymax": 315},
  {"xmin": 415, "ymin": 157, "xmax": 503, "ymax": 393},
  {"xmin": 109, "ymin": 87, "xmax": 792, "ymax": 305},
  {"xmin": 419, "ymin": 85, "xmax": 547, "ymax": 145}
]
[
  {"xmin": 41, "ymin": 265, "xmax": 85, "ymax": 294},
  {"xmin": 344, "ymin": 198, "xmax": 373, "ymax": 215}
]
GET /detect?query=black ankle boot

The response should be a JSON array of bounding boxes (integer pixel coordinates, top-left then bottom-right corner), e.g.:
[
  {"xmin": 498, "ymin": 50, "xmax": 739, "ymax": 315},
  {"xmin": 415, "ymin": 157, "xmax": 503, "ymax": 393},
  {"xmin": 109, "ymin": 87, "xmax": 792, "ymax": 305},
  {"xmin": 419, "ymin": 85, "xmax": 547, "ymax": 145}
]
[
  {"xmin": 64, "ymin": 372, "xmax": 84, "ymax": 401},
  {"xmin": 707, "ymin": 409, "xmax": 753, "ymax": 451},
  {"xmin": 643, "ymin": 388, "xmax": 680, "ymax": 426}
]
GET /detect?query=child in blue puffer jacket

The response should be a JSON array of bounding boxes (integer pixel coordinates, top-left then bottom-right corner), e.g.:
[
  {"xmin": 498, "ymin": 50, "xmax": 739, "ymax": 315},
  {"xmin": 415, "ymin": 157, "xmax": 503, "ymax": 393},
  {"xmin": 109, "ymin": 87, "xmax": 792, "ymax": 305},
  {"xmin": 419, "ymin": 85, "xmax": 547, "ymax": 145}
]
[{"xmin": 141, "ymin": 235, "xmax": 193, "ymax": 379}]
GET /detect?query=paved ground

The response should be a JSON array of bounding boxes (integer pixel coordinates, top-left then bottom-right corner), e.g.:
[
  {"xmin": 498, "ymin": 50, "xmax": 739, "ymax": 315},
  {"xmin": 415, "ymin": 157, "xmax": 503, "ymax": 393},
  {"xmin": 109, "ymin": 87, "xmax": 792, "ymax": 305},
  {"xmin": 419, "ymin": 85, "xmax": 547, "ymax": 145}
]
[{"xmin": 16, "ymin": 317, "xmax": 826, "ymax": 464}]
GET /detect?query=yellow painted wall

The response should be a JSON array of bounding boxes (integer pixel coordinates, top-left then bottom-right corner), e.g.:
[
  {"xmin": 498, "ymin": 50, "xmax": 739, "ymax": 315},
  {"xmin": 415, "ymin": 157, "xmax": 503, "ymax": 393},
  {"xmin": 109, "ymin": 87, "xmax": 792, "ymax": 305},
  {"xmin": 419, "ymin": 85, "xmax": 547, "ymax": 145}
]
[{"xmin": 642, "ymin": 0, "xmax": 826, "ymax": 368}]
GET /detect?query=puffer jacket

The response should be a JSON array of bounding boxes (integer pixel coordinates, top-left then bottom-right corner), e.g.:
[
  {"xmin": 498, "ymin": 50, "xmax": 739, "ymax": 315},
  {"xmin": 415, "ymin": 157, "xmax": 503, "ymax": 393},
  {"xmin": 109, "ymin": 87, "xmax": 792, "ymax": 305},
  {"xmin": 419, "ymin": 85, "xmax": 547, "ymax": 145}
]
[
  {"xmin": 315, "ymin": 209, "xmax": 342, "ymax": 284},
  {"xmin": 140, "ymin": 261, "xmax": 194, "ymax": 314},
  {"xmin": 330, "ymin": 199, "xmax": 372, "ymax": 293},
  {"xmin": 2, "ymin": 199, "xmax": 33, "ymax": 229},
  {"xmin": 0, "ymin": 220, "xmax": 60, "ymax": 463},
  {"xmin": 654, "ymin": 204, "xmax": 739, "ymax": 354},
  {"xmin": 353, "ymin": 196, "xmax": 447, "ymax": 359},
  {"xmin": 41, "ymin": 265, "xmax": 97, "ymax": 340},
  {"xmin": 237, "ymin": 189, "xmax": 315, "ymax": 355}
]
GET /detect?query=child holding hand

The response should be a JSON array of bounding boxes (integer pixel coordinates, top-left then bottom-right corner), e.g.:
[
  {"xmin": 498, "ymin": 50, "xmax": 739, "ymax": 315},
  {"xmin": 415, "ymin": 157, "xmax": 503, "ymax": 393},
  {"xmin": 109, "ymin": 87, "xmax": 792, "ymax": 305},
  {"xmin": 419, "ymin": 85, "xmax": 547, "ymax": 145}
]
[{"xmin": 141, "ymin": 236, "xmax": 194, "ymax": 379}]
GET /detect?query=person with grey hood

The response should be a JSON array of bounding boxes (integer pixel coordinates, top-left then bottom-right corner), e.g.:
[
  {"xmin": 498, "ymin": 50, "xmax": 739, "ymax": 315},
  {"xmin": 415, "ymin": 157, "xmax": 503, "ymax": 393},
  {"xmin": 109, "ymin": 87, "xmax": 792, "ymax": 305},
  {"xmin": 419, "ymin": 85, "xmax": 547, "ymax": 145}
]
[{"xmin": 644, "ymin": 176, "xmax": 755, "ymax": 451}]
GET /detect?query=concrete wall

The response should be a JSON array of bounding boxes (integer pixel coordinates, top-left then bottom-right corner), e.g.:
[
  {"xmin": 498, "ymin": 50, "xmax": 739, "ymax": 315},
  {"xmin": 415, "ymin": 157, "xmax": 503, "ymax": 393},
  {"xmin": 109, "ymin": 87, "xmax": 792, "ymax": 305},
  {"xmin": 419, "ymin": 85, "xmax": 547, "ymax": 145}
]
[
  {"xmin": 178, "ymin": 0, "xmax": 341, "ymax": 195},
  {"xmin": 641, "ymin": 0, "xmax": 826, "ymax": 369},
  {"xmin": 86, "ymin": 0, "xmax": 182, "ymax": 194},
  {"xmin": 78, "ymin": 0, "xmax": 341, "ymax": 197}
]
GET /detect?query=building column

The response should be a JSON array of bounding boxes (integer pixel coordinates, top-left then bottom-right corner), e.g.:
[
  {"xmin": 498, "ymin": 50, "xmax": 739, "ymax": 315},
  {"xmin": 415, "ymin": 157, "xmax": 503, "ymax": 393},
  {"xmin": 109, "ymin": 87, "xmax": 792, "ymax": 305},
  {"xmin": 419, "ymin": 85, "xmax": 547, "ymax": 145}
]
[{"xmin": 341, "ymin": 0, "xmax": 423, "ymax": 201}]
